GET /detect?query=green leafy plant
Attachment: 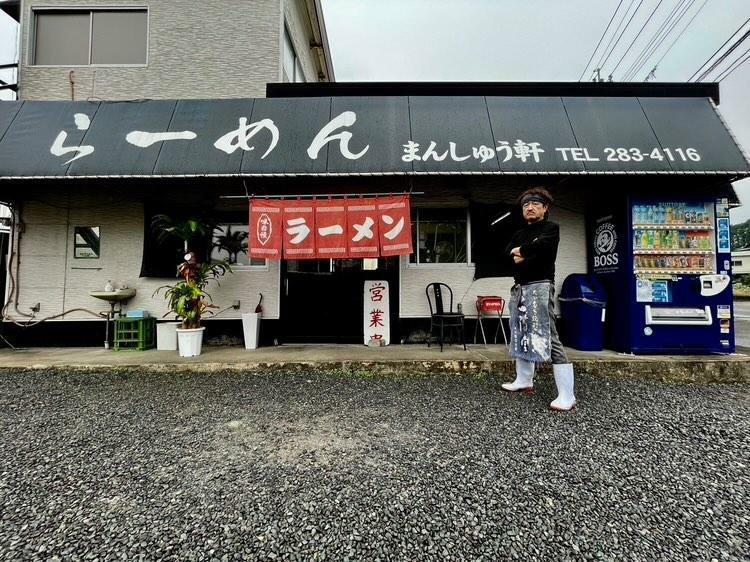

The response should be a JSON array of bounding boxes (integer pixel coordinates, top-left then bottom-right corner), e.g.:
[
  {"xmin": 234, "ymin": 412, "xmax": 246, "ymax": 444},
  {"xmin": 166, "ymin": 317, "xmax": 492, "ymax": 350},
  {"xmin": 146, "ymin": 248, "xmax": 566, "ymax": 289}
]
[
  {"xmin": 154, "ymin": 256, "xmax": 232, "ymax": 329},
  {"xmin": 151, "ymin": 215, "xmax": 232, "ymax": 329}
]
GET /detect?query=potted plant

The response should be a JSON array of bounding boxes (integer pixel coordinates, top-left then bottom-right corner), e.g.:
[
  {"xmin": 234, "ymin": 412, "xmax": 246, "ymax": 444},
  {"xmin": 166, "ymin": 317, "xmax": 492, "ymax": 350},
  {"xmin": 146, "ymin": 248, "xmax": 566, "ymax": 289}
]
[
  {"xmin": 151, "ymin": 215, "xmax": 232, "ymax": 357},
  {"xmin": 155, "ymin": 252, "xmax": 231, "ymax": 357}
]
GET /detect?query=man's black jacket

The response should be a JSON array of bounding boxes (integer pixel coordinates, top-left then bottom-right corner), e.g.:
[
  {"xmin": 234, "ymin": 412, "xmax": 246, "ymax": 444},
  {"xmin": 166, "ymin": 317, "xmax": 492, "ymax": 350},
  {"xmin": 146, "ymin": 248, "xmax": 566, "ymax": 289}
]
[{"xmin": 504, "ymin": 219, "xmax": 560, "ymax": 285}]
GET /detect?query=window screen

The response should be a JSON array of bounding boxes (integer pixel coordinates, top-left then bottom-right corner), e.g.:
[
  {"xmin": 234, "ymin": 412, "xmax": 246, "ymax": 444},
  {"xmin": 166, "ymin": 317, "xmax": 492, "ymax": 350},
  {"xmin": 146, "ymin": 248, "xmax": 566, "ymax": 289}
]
[
  {"xmin": 91, "ymin": 10, "xmax": 147, "ymax": 64},
  {"xmin": 34, "ymin": 12, "xmax": 89, "ymax": 65},
  {"xmin": 34, "ymin": 9, "xmax": 147, "ymax": 65}
]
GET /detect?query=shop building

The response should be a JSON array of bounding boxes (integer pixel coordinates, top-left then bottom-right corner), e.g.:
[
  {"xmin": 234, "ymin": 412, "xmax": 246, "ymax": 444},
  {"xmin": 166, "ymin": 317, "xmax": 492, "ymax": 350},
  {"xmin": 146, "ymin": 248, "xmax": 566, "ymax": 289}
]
[
  {"xmin": 732, "ymin": 248, "xmax": 750, "ymax": 276},
  {"xmin": 1, "ymin": 3, "xmax": 749, "ymax": 351},
  {"xmin": 1, "ymin": 81, "xmax": 749, "ymax": 351}
]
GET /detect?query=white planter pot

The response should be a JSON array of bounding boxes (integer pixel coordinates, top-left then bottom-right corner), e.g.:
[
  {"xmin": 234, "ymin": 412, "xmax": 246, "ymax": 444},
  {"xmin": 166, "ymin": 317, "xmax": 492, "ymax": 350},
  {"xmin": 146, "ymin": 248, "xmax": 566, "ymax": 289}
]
[
  {"xmin": 156, "ymin": 321, "xmax": 181, "ymax": 351},
  {"xmin": 241, "ymin": 312, "xmax": 261, "ymax": 350},
  {"xmin": 176, "ymin": 327, "xmax": 205, "ymax": 357}
]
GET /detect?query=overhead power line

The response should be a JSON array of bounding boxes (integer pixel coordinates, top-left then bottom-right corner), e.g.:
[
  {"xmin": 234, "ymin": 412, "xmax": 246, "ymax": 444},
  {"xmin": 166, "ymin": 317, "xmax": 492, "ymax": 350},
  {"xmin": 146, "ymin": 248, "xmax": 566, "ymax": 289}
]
[
  {"xmin": 622, "ymin": 0, "xmax": 694, "ymax": 81},
  {"xmin": 623, "ymin": 0, "xmax": 695, "ymax": 81},
  {"xmin": 643, "ymin": 0, "xmax": 710, "ymax": 79},
  {"xmin": 594, "ymin": 0, "xmax": 639, "ymax": 73},
  {"xmin": 687, "ymin": 17, "xmax": 750, "ymax": 81},
  {"xmin": 609, "ymin": 0, "xmax": 666, "ymax": 78},
  {"xmin": 715, "ymin": 45, "xmax": 750, "ymax": 82},
  {"xmin": 694, "ymin": 28, "xmax": 750, "ymax": 81},
  {"xmin": 578, "ymin": 0, "xmax": 626, "ymax": 81}
]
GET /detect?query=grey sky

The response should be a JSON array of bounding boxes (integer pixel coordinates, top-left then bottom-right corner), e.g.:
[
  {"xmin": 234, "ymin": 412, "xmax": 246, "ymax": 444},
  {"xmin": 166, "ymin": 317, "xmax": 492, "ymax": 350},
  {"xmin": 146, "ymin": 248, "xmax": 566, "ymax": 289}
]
[
  {"xmin": 0, "ymin": 11, "xmax": 17, "ymax": 98},
  {"xmin": 1, "ymin": 1, "xmax": 749, "ymax": 221},
  {"xmin": 321, "ymin": 0, "xmax": 750, "ymax": 222}
]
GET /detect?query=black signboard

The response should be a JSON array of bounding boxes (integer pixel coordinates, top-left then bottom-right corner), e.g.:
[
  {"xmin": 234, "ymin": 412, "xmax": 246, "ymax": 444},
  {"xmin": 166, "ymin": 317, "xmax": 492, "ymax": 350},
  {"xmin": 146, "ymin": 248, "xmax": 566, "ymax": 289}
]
[{"xmin": 0, "ymin": 96, "xmax": 748, "ymax": 179}]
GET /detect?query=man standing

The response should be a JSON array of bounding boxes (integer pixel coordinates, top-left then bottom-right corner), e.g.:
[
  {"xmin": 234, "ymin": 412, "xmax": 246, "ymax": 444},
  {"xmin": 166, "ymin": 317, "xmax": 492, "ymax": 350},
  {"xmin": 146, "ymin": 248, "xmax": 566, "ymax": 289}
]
[{"xmin": 501, "ymin": 187, "xmax": 576, "ymax": 411}]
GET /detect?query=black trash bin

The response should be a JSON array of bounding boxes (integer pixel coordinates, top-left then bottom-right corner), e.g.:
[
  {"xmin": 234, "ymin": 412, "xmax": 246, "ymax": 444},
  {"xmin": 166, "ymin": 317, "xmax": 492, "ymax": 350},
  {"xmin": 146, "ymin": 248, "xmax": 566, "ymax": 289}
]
[{"xmin": 559, "ymin": 274, "xmax": 607, "ymax": 351}]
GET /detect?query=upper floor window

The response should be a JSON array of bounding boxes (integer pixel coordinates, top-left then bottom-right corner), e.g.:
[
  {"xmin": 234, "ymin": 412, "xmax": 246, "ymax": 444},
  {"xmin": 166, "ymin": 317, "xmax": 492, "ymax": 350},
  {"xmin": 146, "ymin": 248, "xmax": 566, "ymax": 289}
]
[
  {"xmin": 33, "ymin": 9, "xmax": 147, "ymax": 66},
  {"xmin": 282, "ymin": 26, "xmax": 305, "ymax": 83}
]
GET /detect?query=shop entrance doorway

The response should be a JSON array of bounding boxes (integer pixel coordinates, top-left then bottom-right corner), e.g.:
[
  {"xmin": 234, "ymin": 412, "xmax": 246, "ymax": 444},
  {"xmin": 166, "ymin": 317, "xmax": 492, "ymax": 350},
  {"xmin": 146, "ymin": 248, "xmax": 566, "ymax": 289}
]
[{"xmin": 281, "ymin": 257, "xmax": 399, "ymax": 343}]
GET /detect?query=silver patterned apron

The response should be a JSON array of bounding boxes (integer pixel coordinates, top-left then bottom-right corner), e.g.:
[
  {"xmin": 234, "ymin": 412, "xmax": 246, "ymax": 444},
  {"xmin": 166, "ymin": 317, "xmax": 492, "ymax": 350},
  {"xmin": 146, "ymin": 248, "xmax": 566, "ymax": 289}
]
[{"xmin": 508, "ymin": 282, "xmax": 552, "ymax": 363}]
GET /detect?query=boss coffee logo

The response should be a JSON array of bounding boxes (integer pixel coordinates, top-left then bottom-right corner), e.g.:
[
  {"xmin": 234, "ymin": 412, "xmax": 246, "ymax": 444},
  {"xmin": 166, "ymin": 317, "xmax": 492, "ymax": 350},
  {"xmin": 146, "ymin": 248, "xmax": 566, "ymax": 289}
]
[{"xmin": 593, "ymin": 222, "xmax": 619, "ymax": 268}]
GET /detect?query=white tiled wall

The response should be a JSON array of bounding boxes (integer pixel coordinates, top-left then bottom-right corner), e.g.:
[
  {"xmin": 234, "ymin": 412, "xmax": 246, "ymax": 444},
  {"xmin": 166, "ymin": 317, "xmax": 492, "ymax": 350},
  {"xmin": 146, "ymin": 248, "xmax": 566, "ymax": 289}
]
[{"xmin": 5, "ymin": 194, "xmax": 281, "ymax": 322}]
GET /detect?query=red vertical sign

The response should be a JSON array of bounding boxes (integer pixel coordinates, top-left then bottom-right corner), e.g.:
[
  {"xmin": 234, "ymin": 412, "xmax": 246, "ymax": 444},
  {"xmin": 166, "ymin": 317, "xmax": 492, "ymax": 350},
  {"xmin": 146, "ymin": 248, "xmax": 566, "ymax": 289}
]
[
  {"xmin": 282, "ymin": 200, "xmax": 316, "ymax": 259},
  {"xmin": 314, "ymin": 199, "xmax": 348, "ymax": 259},
  {"xmin": 248, "ymin": 199, "xmax": 283, "ymax": 260},
  {"xmin": 346, "ymin": 199, "xmax": 380, "ymax": 258},
  {"xmin": 377, "ymin": 195, "xmax": 413, "ymax": 256}
]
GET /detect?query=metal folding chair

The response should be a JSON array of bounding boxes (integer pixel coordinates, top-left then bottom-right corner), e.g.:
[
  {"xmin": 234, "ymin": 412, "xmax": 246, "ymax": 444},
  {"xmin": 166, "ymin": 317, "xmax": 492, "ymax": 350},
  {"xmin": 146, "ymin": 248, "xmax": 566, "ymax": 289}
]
[{"xmin": 473, "ymin": 295, "xmax": 508, "ymax": 346}]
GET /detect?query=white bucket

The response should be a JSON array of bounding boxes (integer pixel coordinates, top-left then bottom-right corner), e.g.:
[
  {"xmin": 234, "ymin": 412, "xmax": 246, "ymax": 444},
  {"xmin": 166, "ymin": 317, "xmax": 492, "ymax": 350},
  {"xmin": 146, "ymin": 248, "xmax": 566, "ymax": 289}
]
[
  {"xmin": 241, "ymin": 312, "xmax": 261, "ymax": 350},
  {"xmin": 176, "ymin": 327, "xmax": 205, "ymax": 357},
  {"xmin": 156, "ymin": 321, "xmax": 180, "ymax": 351}
]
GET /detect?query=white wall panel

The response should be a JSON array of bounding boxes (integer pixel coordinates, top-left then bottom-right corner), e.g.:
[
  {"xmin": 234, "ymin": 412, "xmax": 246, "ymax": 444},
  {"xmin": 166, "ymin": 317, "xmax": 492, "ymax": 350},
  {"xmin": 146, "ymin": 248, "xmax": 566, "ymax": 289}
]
[
  {"xmin": 400, "ymin": 208, "xmax": 587, "ymax": 318},
  {"xmin": 6, "ymin": 194, "xmax": 281, "ymax": 322}
]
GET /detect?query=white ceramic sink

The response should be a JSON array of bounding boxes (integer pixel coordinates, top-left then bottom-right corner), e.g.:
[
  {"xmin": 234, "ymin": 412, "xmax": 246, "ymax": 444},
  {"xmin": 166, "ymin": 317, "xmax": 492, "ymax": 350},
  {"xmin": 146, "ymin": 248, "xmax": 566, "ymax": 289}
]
[{"xmin": 89, "ymin": 288, "xmax": 136, "ymax": 303}]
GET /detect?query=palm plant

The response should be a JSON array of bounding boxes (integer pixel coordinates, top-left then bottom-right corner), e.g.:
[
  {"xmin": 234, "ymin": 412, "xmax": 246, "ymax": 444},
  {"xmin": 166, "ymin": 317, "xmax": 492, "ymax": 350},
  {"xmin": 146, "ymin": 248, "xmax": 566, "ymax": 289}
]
[
  {"xmin": 151, "ymin": 214, "xmax": 217, "ymax": 254},
  {"xmin": 213, "ymin": 225, "xmax": 248, "ymax": 265}
]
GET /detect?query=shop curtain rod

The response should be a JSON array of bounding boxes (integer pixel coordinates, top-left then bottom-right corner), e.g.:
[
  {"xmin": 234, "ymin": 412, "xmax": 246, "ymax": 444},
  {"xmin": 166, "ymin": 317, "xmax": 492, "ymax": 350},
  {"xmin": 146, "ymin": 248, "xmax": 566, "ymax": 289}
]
[{"xmin": 220, "ymin": 191, "xmax": 425, "ymax": 199}]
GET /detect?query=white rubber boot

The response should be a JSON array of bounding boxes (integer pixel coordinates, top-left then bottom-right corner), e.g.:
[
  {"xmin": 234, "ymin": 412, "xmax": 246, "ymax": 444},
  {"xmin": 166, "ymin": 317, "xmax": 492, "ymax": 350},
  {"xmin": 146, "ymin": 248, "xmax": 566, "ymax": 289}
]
[
  {"xmin": 501, "ymin": 359, "xmax": 535, "ymax": 393},
  {"xmin": 550, "ymin": 363, "xmax": 576, "ymax": 411}
]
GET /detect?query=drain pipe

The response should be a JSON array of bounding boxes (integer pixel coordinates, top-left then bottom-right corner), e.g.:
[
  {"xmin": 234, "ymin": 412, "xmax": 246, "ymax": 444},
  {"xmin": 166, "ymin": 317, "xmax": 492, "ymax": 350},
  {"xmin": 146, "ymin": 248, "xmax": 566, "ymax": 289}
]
[{"xmin": 3, "ymin": 199, "xmax": 32, "ymax": 319}]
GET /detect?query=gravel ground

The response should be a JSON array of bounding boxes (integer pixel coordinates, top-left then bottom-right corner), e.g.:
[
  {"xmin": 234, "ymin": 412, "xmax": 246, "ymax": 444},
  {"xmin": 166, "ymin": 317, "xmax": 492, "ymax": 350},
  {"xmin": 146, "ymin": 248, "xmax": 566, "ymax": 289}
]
[{"xmin": 0, "ymin": 370, "xmax": 748, "ymax": 562}]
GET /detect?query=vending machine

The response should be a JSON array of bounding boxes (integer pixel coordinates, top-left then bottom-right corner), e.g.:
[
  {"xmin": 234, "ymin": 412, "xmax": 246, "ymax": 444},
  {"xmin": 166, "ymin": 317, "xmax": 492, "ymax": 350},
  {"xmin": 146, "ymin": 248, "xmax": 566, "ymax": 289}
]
[{"xmin": 588, "ymin": 197, "xmax": 734, "ymax": 354}]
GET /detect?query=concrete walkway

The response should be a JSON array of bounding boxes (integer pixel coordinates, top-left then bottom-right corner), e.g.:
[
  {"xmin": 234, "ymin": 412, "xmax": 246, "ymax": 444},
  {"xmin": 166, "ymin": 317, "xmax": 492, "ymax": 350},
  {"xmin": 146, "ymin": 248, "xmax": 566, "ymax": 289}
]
[{"xmin": 0, "ymin": 343, "xmax": 748, "ymax": 383}]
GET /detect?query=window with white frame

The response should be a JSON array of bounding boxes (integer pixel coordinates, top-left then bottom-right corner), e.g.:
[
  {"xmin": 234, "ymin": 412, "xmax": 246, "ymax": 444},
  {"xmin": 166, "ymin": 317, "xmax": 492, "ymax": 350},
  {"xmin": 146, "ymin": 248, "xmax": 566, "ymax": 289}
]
[
  {"xmin": 211, "ymin": 224, "xmax": 266, "ymax": 268},
  {"xmin": 282, "ymin": 25, "xmax": 306, "ymax": 83},
  {"xmin": 410, "ymin": 208, "xmax": 470, "ymax": 265},
  {"xmin": 33, "ymin": 9, "xmax": 147, "ymax": 66}
]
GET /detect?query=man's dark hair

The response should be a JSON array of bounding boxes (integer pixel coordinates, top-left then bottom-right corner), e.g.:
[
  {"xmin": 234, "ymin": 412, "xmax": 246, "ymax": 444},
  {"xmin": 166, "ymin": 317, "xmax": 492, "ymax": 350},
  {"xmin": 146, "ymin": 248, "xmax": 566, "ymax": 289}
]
[{"xmin": 517, "ymin": 187, "xmax": 553, "ymax": 206}]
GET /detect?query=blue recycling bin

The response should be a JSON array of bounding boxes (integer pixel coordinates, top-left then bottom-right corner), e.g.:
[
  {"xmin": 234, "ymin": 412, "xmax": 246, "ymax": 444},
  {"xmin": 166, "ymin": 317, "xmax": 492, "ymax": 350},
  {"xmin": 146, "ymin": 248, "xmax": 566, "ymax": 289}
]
[{"xmin": 559, "ymin": 274, "xmax": 608, "ymax": 351}]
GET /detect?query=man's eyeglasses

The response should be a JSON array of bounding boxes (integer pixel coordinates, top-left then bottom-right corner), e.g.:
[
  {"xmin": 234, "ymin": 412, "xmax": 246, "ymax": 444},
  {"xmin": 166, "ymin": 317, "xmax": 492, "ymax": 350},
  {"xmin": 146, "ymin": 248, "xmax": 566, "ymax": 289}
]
[{"xmin": 522, "ymin": 201, "xmax": 545, "ymax": 209}]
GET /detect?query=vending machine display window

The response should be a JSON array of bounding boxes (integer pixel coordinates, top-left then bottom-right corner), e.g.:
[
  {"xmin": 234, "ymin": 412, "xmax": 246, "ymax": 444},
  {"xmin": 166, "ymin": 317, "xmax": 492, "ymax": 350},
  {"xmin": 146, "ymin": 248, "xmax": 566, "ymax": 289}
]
[{"xmin": 632, "ymin": 202, "xmax": 716, "ymax": 275}]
